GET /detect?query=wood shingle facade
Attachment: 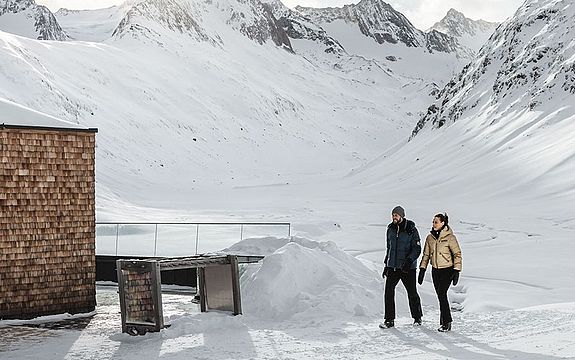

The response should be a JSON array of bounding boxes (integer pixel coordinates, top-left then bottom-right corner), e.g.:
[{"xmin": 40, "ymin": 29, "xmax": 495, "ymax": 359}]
[{"xmin": 1, "ymin": 100, "xmax": 98, "ymax": 319}]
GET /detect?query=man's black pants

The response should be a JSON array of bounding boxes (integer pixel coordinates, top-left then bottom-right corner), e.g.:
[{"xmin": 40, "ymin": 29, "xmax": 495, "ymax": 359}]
[
  {"xmin": 432, "ymin": 267, "xmax": 454, "ymax": 325},
  {"xmin": 384, "ymin": 268, "xmax": 423, "ymax": 321}
]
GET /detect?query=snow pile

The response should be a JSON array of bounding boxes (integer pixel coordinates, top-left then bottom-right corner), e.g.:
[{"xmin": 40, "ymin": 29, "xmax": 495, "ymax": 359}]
[
  {"xmin": 239, "ymin": 237, "xmax": 382, "ymax": 321},
  {"xmin": 223, "ymin": 236, "xmax": 291, "ymax": 256}
]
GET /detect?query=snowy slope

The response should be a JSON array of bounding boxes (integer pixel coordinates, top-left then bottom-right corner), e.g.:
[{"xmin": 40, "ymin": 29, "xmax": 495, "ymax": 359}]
[
  {"xmin": 408, "ymin": 0, "xmax": 575, "ymax": 199},
  {"xmin": 54, "ymin": 4, "xmax": 133, "ymax": 42},
  {"xmin": 0, "ymin": 0, "xmax": 437, "ymax": 207},
  {"xmin": 0, "ymin": 97, "xmax": 88, "ymax": 128},
  {"xmin": 0, "ymin": 0, "xmax": 67, "ymax": 40},
  {"xmin": 429, "ymin": 8, "xmax": 499, "ymax": 54}
]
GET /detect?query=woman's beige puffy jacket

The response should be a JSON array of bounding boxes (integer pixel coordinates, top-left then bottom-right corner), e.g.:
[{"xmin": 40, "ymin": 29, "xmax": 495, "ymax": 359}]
[{"xmin": 419, "ymin": 226, "xmax": 462, "ymax": 271}]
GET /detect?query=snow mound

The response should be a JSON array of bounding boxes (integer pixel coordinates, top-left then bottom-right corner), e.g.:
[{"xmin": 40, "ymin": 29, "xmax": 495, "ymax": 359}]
[
  {"xmin": 240, "ymin": 237, "xmax": 382, "ymax": 321},
  {"xmin": 223, "ymin": 236, "xmax": 291, "ymax": 256}
]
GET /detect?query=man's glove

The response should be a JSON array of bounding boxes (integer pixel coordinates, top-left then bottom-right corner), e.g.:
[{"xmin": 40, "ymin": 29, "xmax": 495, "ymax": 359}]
[
  {"xmin": 382, "ymin": 267, "xmax": 390, "ymax": 279},
  {"xmin": 401, "ymin": 259, "xmax": 413, "ymax": 273},
  {"xmin": 418, "ymin": 268, "xmax": 425, "ymax": 285},
  {"xmin": 452, "ymin": 270, "xmax": 460, "ymax": 286}
]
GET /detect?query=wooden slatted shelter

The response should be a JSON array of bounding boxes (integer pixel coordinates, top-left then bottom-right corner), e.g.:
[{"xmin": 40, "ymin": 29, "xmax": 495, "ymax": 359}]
[
  {"xmin": 0, "ymin": 98, "xmax": 98, "ymax": 319},
  {"xmin": 117, "ymin": 254, "xmax": 264, "ymax": 335}
]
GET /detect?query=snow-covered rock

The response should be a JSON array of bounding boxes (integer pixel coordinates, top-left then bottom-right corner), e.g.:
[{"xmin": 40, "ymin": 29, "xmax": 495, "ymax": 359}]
[
  {"xmin": 0, "ymin": 0, "xmax": 67, "ymax": 40},
  {"xmin": 271, "ymin": 1, "xmax": 346, "ymax": 56}
]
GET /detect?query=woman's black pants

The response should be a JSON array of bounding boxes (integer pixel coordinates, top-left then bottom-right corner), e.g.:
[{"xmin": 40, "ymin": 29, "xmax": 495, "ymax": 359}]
[{"xmin": 432, "ymin": 267, "xmax": 454, "ymax": 325}]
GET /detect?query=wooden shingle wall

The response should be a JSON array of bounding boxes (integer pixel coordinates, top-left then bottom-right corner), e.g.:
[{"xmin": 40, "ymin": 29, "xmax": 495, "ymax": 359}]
[
  {"xmin": 124, "ymin": 271, "xmax": 156, "ymax": 324},
  {"xmin": 0, "ymin": 128, "xmax": 96, "ymax": 319}
]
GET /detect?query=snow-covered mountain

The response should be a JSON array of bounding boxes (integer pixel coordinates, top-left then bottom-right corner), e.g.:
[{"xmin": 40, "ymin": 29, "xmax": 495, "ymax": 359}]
[
  {"xmin": 429, "ymin": 8, "xmax": 499, "ymax": 53},
  {"xmin": 286, "ymin": 0, "xmax": 470, "ymax": 88},
  {"xmin": 111, "ymin": 0, "xmax": 214, "ymax": 43},
  {"xmin": 0, "ymin": 0, "xmax": 67, "ymax": 40},
  {"xmin": 54, "ymin": 3, "xmax": 133, "ymax": 42},
  {"xmin": 378, "ymin": 0, "xmax": 575, "ymax": 200},
  {"xmin": 413, "ymin": 0, "xmax": 574, "ymax": 137},
  {"xmin": 294, "ymin": 0, "xmax": 472, "ymax": 58},
  {"xmin": 110, "ymin": 0, "xmax": 291, "ymax": 49}
]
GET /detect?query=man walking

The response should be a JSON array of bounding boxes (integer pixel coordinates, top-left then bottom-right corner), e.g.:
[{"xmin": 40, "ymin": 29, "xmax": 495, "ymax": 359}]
[{"xmin": 380, "ymin": 205, "xmax": 423, "ymax": 328}]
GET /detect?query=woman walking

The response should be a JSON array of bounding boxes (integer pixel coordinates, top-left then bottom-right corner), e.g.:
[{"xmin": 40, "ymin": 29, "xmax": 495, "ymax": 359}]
[{"xmin": 418, "ymin": 213, "xmax": 462, "ymax": 332}]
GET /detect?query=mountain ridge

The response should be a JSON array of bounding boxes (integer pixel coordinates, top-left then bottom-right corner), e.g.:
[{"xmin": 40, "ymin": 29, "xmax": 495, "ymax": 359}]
[
  {"xmin": 428, "ymin": 7, "xmax": 498, "ymax": 53},
  {"xmin": 0, "ymin": 0, "xmax": 67, "ymax": 40},
  {"xmin": 294, "ymin": 0, "xmax": 472, "ymax": 58}
]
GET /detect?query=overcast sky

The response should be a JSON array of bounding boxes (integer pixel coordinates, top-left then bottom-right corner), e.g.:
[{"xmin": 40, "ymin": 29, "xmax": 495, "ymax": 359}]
[{"xmin": 37, "ymin": 0, "xmax": 525, "ymax": 29}]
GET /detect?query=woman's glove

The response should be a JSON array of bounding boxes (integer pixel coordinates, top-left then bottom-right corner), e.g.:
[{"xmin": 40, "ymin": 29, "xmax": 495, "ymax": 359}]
[
  {"xmin": 418, "ymin": 268, "xmax": 425, "ymax": 285},
  {"xmin": 452, "ymin": 270, "xmax": 460, "ymax": 286}
]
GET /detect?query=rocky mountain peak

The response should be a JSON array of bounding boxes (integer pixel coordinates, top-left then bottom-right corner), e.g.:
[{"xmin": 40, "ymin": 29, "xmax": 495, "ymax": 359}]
[
  {"xmin": 428, "ymin": 7, "xmax": 498, "ymax": 53},
  {"xmin": 112, "ymin": 0, "xmax": 212, "ymax": 42},
  {"xmin": 446, "ymin": 8, "xmax": 465, "ymax": 20},
  {"xmin": 112, "ymin": 0, "xmax": 291, "ymax": 50},
  {"xmin": 0, "ymin": 0, "xmax": 68, "ymax": 40}
]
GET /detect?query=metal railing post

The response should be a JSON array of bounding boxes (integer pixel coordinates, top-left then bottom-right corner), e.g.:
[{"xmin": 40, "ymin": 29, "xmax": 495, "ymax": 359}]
[
  {"xmin": 240, "ymin": 224, "xmax": 244, "ymax": 242},
  {"xmin": 195, "ymin": 224, "xmax": 200, "ymax": 255},
  {"xmin": 115, "ymin": 224, "xmax": 119, "ymax": 256},
  {"xmin": 154, "ymin": 224, "xmax": 158, "ymax": 257}
]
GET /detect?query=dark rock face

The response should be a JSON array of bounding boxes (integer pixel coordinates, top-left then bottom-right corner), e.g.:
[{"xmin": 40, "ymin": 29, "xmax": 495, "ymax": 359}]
[
  {"xmin": 273, "ymin": 6, "xmax": 345, "ymax": 55},
  {"xmin": 34, "ymin": 4, "xmax": 68, "ymax": 40},
  {"xmin": 425, "ymin": 29, "xmax": 466, "ymax": 54},
  {"xmin": 0, "ymin": 0, "xmax": 68, "ymax": 40},
  {"xmin": 235, "ymin": 1, "xmax": 292, "ymax": 51}
]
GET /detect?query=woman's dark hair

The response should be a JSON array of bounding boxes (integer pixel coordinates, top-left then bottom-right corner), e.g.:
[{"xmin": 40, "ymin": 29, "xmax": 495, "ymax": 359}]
[{"xmin": 434, "ymin": 213, "xmax": 449, "ymax": 227}]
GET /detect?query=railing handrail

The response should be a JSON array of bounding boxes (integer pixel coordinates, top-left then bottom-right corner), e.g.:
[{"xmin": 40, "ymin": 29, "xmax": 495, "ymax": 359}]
[
  {"xmin": 96, "ymin": 222, "xmax": 291, "ymax": 226},
  {"xmin": 95, "ymin": 221, "xmax": 291, "ymax": 257}
]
